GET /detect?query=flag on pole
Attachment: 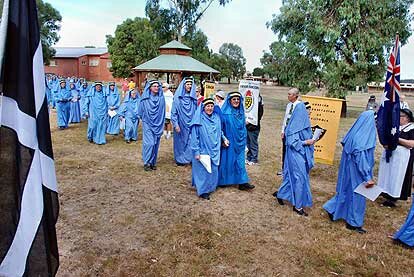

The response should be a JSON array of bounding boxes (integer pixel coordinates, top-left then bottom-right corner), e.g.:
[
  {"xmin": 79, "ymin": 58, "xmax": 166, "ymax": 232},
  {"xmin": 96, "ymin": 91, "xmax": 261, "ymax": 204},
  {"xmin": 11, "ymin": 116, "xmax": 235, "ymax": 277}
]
[
  {"xmin": 0, "ymin": 0, "xmax": 59, "ymax": 276},
  {"xmin": 377, "ymin": 34, "xmax": 401, "ymax": 162}
]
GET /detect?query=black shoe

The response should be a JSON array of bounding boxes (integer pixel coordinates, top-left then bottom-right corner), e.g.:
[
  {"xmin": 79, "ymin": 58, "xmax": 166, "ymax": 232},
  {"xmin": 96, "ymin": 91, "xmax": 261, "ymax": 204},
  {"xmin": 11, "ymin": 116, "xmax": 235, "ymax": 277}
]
[
  {"xmin": 126, "ymin": 139, "xmax": 131, "ymax": 144},
  {"xmin": 144, "ymin": 164, "xmax": 152, "ymax": 171},
  {"xmin": 200, "ymin": 193, "xmax": 210, "ymax": 200},
  {"xmin": 346, "ymin": 223, "xmax": 366, "ymax": 234},
  {"xmin": 273, "ymin": 191, "xmax": 284, "ymax": 205},
  {"xmin": 176, "ymin": 162, "xmax": 186, "ymax": 166},
  {"xmin": 150, "ymin": 165, "xmax": 157, "ymax": 170},
  {"xmin": 239, "ymin": 183, "xmax": 255, "ymax": 190},
  {"xmin": 88, "ymin": 138, "xmax": 93, "ymax": 143},
  {"xmin": 277, "ymin": 170, "xmax": 283, "ymax": 176},
  {"xmin": 326, "ymin": 211, "xmax": 334, "ymax": 221},
  {"xmin": 293, "ymin": 207, "xmax": 308, "ymax": 216},
  {"xmin": 382, "ymin": 200, "xmax": 396, "ymax": 207}
]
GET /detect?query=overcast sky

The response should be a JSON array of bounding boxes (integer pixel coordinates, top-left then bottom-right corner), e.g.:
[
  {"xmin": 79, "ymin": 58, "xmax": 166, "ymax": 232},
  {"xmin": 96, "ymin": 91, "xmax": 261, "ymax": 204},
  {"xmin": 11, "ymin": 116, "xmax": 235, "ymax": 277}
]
[{"xmin": 46, "ymin": 0, "xmax": 414, "ymax": 79}]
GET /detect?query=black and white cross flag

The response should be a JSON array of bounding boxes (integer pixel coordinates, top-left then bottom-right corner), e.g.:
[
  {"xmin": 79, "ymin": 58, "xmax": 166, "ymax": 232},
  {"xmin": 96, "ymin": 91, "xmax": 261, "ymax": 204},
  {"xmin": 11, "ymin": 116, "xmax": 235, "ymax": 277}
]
[{"xmin": 0, "ymin": 0, "xmax": 59, "ymax": 276}]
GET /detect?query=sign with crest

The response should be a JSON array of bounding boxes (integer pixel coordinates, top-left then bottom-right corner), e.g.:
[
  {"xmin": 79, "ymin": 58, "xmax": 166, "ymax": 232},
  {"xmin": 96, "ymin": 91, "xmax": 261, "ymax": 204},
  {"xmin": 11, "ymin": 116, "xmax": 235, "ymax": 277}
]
[{"xmin": 239, "ymin": 80, "xmax": 260, "ymax": 125}]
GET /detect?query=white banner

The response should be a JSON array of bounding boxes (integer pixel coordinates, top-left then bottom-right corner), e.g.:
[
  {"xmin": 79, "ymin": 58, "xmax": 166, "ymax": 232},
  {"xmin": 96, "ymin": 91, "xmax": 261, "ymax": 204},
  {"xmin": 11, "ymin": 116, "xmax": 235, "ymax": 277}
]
[{"xmin": 239, "ymin": 80, "xmax": 260, "ymax": 125}]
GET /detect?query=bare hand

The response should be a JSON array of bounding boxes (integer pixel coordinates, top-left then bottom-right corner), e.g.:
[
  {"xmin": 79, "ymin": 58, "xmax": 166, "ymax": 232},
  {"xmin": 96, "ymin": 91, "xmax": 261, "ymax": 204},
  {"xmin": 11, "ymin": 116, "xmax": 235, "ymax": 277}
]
[
  {"xmin": 281, "ymin": 133, "xmax": 284, "ymax": 139},
  {"xmin": 195, "ymin": 155, "xmax": 200, "ymax": 160},
  {"xmin": 304, "ymin": 139, "xmax": 315, "ymax": 145},
  {"xmin": 365, "ymin": 180, "xmax": 375, "ymax": 188},
  {"xmin": 175, "ymin": 126, "xmax": 181, "ymax": 133},
  {"xmin": 223, "ymin": 139, "xmax": 230, "ymax": 147}
]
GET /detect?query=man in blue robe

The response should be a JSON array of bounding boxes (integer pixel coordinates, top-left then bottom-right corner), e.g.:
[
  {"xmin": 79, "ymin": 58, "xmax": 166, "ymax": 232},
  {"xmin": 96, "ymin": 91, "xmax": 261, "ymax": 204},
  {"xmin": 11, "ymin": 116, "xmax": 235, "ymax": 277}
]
[
  {"xmin": 69, "ymin": 81, "xmax": 81, "ymax": 123},
  {"xmin": 119, "ymin": 89, "xmax": 140, "ymax": 143},
  {"xmin": 83, "ymin": 82, "xmax": 108, "ymax": 145},
  {"xmin": 323, "ymin": 111, "xmax": 376, "ymax": 233},
  {"xmin": 171, "ymin": 77, "xmax": 198, "ymax": 166},
  {"xmin": 275, "ymin": 102, "xmax": 314, "ymax": 216},
  {"xmin": 137, "ymin": 80, "xmax": 165, "ymax": 171},
  {"xmin": 55, "ymin": 79, "xmax": 72, "ymax": 129},
  {"xmin": 79, "ymin": 81, "xmax": 90, "ymax": 119},
  {"xmin": 218, "ymin": 91, "xmax": 255, "ymax": 190},
  {"xmin": 394, "ymin": 196, "xmax": 414, "ymax": 247},
  {"xmin": 190, "ymin": 98, "xmax": 226, "ymax": 200},
  {"xmin": 106, "ymin": 81, "xmax": 121, "ymax": 135}
]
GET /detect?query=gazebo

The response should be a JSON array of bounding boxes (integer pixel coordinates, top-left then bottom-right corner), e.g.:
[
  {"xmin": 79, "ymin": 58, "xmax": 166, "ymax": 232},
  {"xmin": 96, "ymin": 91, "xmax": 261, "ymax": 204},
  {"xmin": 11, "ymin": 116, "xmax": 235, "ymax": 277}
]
[{"xmin": 133, "ymin": 40, "xmax": 219, "ymax": 90}]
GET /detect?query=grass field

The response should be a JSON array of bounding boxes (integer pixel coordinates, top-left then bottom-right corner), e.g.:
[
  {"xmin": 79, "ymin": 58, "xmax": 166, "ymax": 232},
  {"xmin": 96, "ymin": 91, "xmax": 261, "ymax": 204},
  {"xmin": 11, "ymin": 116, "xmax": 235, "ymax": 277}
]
[{"xmin": 54, "ymin": 85, "xmax": 414, "ymax": 276}]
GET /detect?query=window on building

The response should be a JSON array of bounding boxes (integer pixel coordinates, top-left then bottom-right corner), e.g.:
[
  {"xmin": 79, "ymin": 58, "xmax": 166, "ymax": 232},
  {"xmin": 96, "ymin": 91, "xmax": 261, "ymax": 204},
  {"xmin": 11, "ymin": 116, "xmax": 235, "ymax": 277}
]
[
  {"xmin": 107, "ymin": 61, "xmax": 112, "ymax": 69},
  {"xmin": 81, "ymin": 60, "xmax": 87, "ymax": 66},
  {"xmin": 89, "ymin": 59, "xmax": 99, "ymax": 67},
  {"xmin": 49, "ymin": 60, "xmax": 57, "ymax": 67}
]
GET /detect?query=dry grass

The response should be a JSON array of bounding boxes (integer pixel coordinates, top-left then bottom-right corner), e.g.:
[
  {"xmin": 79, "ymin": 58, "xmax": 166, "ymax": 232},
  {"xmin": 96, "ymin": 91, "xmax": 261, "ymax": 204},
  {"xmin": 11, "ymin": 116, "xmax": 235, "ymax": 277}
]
[{"xmin": 54, "ymin": 85, "xmax": 414, "ymax": 277}]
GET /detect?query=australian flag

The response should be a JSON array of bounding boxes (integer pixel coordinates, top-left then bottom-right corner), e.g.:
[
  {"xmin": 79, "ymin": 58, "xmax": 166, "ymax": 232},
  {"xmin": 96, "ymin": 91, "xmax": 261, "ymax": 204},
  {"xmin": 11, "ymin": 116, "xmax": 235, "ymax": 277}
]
[
  {"xmin": 377, "ymin": 34, "xmax": 401, "ymax": 162},
  {"xmin": 0, "ymin": 0, "xmax": 59, "ymax": 276}
]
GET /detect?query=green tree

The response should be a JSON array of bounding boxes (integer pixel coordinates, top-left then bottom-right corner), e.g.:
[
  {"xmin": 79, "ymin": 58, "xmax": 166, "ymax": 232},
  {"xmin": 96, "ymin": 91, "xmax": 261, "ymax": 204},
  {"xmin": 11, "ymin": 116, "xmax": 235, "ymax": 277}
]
[
  {"xmin": 145, "ymin": 0, "xmax": 231, "ymax": 42},
  {"xmin": 208, "ymin": 52, "xmax": 231, "ymax": 81},
  {"xmin": 182, "ymin": 29, "xmax": 211, "ymax": 65},
  {"xmin": 106, "ymin": 17, "xmax": 160, "ymax": 78},
  {"xmin": 252, "ymin": 67, "xmax": 265, "ymax": 77},
  {"xmin": 219, "ymin": 43, "xmax": 246, "ymax": 83},
  {"xmin": 268, "ymin": 0, "xmax": 413, "ymax": 98},
  {"xmin": 36, "ymin": 0, "xmax": 62, "ymax": 65}
]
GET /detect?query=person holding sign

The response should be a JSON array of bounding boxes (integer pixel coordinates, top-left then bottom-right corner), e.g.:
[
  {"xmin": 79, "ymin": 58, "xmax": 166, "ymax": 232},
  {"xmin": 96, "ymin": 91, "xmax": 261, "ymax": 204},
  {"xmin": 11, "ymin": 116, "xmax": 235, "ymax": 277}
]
[
  {"xmin": 171, "ymin": 77, "xmax": 198, "ymax": 166},
  {"xmin": 190, "ymin": 98, "xmax": 226, "ymax": 200},
  {"xmin": 246, "ymin": 94, "xmax": 264, "ymax": 165},
  {"xmin": 323, "ymin": 110, "xmax": 376, "ymax": 233},
  {"xmin": 274, "ymin": 102, "xmax": 314, "ymax": 216},
  {"xmin": 218, "ymin": 92, "xmax": 254, "ymax": 190}
]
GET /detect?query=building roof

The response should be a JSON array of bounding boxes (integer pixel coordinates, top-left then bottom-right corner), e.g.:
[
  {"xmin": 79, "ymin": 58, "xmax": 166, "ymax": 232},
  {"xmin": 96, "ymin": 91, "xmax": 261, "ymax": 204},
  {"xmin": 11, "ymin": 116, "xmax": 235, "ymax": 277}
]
[
  {"xmin": 53, "ymin": 47, "xmax": 108, "ymax": 58},
  {"xmin": 159, "ymin": 40, "xmax": 191, "ymax": 50},
  {"xmin": 133, "ymin": 54, "xmax": 219, "ymax": 74}
]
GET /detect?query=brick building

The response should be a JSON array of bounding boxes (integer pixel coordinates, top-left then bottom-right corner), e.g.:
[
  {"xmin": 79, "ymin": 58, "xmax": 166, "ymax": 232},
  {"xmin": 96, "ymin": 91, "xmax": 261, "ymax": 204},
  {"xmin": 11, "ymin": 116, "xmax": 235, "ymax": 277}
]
[{"xmin": 44, "ymin": 47, "xmax": 117, "ymax": 82}]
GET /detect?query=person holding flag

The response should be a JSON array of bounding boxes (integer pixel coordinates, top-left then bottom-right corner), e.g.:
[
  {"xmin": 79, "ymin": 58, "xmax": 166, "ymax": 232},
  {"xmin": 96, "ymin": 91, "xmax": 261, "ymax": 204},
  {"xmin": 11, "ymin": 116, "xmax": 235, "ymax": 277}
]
[{"xmin": 0, "ymin": 0, "xmax": 59, "ymax": 275}]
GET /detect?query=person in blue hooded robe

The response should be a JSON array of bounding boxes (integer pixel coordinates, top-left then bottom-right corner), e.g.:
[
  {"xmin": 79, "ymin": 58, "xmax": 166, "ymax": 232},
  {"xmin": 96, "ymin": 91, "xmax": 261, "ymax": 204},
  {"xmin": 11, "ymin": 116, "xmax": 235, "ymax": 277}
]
[
  {"xmin": 79, "ymin": 81, "xmax": 90, "ymax": 119},
  {"xmin": 55, "ymin": 79, "xmax": 72, "ymax": 129},
  {"xmin": 218, "ymin": 91, "xmax": 255, "ymax": 190},
  {"xmin": 119, "ymin": 89, "xmax": 140, "ymax": 143},
  {"xmin": 394, "ymin": 197, "xmax": 414, "ymax": 247},
  {"xmin": 171, "ymin": 77, "xmax": 198, "ymax": 165},
  {"xmin": 190, "ymin": 98, "xmax": 226, "ymax": 200},
  {"xmin": 50, "ymin": 75, "xmax": 58, "ymax": 108},
  {"xmin": 83, "ymin": 82, "xmax": 108, "ymax": 145},
  {"xmin": 137, "ymin": 80, "xmax": 165, "ymax": 171},
  {"xmin": 275, "ymin": 102, "xmax": 315, "ymax": 216},
  {"xmin": 322, "ymin": 110, "xmax": 376, "ymax": 233},
  {"xmin": 45, "ymin": 75, "xmax": 52, "ymax": 107},
  {"xmin": 68, "ymin": 81, "xmax": 81, "ymax": 123},
  {"xmin": 106, "ymin": 81, "xmax": 121, "ymax": 135}
]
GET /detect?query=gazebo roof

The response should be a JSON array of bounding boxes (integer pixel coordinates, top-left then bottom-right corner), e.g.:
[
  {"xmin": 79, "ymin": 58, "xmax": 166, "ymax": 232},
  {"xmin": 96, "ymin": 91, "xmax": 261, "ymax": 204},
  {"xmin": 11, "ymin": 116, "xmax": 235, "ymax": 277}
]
[
  {"xmin": 133, "ymin": 54, "xmax": 219, "ymax": 74},
  {"xmin": 159, "ymin": 40, "xmax": 192, "ymax": 51}
]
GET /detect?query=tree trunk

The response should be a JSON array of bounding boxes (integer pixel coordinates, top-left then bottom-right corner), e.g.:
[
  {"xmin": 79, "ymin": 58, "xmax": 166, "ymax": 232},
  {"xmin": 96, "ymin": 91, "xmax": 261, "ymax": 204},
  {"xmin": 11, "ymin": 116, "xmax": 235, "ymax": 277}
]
[
  {"xmin": 341, "ymin": 98, "xmax": 347, "ymax": 118},
  {"xmin": 227, "ymin": 77, "xmax": 231, "ymax": 84}
]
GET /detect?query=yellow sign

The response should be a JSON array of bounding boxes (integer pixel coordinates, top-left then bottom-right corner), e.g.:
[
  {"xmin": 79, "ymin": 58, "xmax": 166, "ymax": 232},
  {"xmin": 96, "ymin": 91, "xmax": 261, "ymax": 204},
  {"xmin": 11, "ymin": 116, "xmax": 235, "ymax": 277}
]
[
  {"xmin": 301, "ymin": 95, "xmax": 343, "ymax": 165},
  {"xmin": 204, "ymin": 81, "xmax": 215, "ymax": 99}
]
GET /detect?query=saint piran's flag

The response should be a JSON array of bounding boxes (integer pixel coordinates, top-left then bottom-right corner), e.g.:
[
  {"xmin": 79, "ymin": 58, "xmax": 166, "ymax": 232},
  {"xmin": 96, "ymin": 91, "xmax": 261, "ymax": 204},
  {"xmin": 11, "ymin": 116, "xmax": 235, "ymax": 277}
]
[
  {"xmin": 377, "ymin": 34, "xmax": 401, "ymax": 162},
  {"xmin": 0, "ymin": 0, "xmax": 59, "ymax": 276}
]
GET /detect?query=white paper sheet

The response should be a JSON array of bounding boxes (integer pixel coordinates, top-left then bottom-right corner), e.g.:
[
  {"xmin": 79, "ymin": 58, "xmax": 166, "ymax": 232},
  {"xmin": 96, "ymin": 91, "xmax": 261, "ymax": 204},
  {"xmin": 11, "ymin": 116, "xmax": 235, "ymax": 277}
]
[
  {"xmin": 312, "ymin": 127, "xmax": 323, "ymax": 141},
  {"xmin": 354, "ymin": 183, "xmax": 384, "ymax": 201},
  {"xmin": 199, "ymin": 154, "xmax": 211, "ymax": 173},
  {"xmin": 108, "ymin": 109, "xmax": 117, "ymax": 118}
]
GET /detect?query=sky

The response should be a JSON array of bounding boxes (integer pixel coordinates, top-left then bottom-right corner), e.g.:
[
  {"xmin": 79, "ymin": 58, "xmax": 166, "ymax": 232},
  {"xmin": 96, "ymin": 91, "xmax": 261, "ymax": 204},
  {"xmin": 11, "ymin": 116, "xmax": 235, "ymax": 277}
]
[{"xmin": 46, "ymin": 0, "xmax": 414, "ymax": 79}]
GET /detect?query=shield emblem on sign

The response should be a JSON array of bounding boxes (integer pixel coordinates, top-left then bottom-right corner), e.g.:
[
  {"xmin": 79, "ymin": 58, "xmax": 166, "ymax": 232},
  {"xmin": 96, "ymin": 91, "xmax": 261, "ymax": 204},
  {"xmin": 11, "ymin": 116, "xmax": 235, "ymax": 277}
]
[{"xmin": 245, "ymin": 90, "xmax": 253, "ymax": 112}]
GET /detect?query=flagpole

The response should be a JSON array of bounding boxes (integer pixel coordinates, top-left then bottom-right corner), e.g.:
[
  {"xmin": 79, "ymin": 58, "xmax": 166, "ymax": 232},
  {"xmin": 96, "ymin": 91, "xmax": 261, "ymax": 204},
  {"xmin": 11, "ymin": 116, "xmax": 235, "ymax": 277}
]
[{"xmin": 0, "ymin": 0, "xmax": 10, "ymax": 127}]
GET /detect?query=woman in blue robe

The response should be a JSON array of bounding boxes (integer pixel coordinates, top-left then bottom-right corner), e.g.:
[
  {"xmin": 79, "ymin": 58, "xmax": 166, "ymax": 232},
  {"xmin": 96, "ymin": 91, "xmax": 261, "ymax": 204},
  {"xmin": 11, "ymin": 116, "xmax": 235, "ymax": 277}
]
[
  {"xmin": 137, "ymin": 80, "xmax": 165, "ymax": 171},
  {"xmin": 83, "ymin": 82, "xmax": 108, "ymax": 145},
  {"xmin": 218, "ymin": 91, "xmax": 255, "ymax": 190},
  {"xmin": 69, "ymin": 81, "xmax": 81, "ymax": 123},
  {"xmin": 171, "ymin": 77, "xmax": 198, "ymax": 165},
  {"xmin": 322, "ymin": 111, "xmax": 376, "ymax": 233},
  {"xmin": 106, "ymin": 81, "xmax": 121, "ymax": 135},
  {"xmin": 50, "ymin": 75, "xmax": 58, "ymax": 108},
  {"xmin": 119, "ymin": 89, "xmax": 140, "ymax": 143},
  {"xmin": 190, "ymin": 98, "xmax": 226, "ymax": 200},
  {"xmin": 55, "ymin": 79, "xmax": 72, "ymax": 129},
  {"xmin": 394, "ymin": 196, "xmax": 414, "ymax": 247},
  {"xmin": 79, "ymin": 82, "xmax": 90, "ymax": 119},
  {"xmin": 275, "ymin": 102, "xmax": 314, "ymax": 216}
]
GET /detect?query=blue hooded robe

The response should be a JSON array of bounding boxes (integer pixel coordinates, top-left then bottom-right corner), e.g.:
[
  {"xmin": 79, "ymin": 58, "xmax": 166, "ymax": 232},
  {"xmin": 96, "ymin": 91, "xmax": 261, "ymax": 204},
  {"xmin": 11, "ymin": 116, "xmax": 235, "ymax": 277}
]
[
  {"xmin": 394, "ymin": 196, "xmax": 414, "ymax": 247},
  {"xmin": 323, "ymin": 110, "xmax": 376, "ymax": 227},
  {"xmin": 84, "ymin": 84, "xmax": 108, "ymax": 145},
  {"xmin": 79, "ymin": 83, "xmax": 90, "ymax": 119},
  {"xmin": 106, "ymin": 84, "xmax": 121, "ymax": 135},
  {"xmin": 276, "ymin": 102, "xmax": 314, "ymax": 209},
  {"xmin": 137, "ymin": 81, "xmax": 165, "ymax": 166},
  {"xmin": 218, "ymin": 94, "xmax": 249, "ymax": 186},
  {"xmin": 119, "ymin": 90, "xmax": 140, "ymax": 141},
  {"xmin": 171, "ymin": 78, "xmax": 198, "ymax": 164},
  {"xmin": 55, "ymin": 82, "xmax": 72, "ymax": 128},
  {"xmin": 50, "ymin": 76, "xmax": 58, "ymax": 108},
  {"xmin": 190, "ymin": 103, "xmax": 224, "ymax": 196},
  {"xmin": 69, "ymin": 83, "xmax": 81, "ymax": 123}
]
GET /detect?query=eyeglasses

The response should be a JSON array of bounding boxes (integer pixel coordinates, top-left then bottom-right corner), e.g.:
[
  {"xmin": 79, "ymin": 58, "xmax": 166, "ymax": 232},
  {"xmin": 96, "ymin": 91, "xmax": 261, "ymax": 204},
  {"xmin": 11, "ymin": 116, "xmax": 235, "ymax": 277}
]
[{"xmin": 231, "ymin": 97, "xmax": 240, "ymax": 101}]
